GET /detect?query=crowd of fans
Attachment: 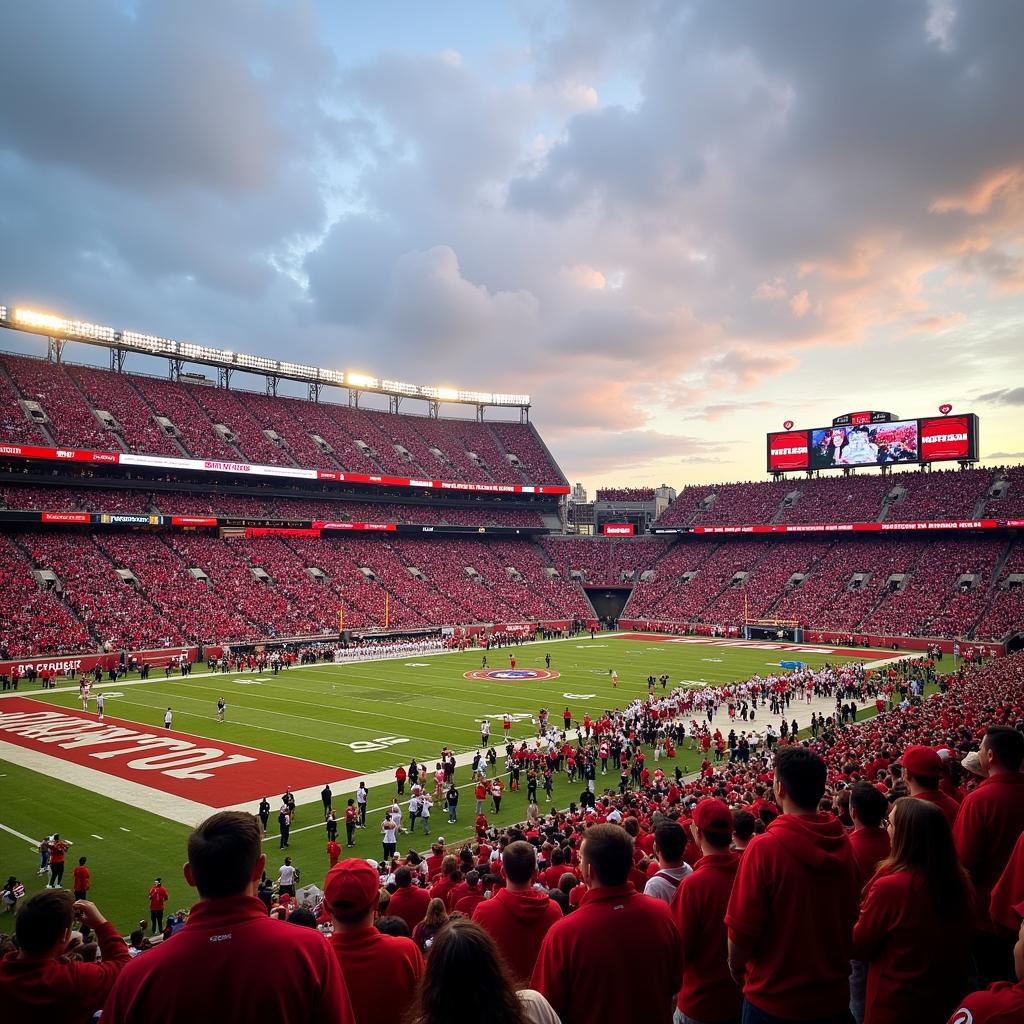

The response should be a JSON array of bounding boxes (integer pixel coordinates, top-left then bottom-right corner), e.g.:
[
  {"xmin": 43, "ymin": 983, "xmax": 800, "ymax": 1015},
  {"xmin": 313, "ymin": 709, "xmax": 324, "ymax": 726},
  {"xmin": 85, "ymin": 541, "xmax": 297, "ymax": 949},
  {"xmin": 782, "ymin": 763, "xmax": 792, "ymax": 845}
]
[
  {"xmin": 594, "ymin": 487, "xmax": 656, "ymax": 502},
  {"xmin": 0, "ymin": 352, "xmax": 564, "ymax": 486},
  {"xmin": 4, "ymin": 653, "xmax": 1024, "ymax": 1023}
]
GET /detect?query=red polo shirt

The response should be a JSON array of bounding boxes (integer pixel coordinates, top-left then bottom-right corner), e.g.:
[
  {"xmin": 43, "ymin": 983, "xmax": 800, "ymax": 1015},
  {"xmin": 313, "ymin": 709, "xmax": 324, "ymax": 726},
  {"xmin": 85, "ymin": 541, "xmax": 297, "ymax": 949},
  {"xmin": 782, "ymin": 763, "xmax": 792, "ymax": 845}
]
[
  {"xmin": 473, "ymin": 887, "xmax": 563, "ymax": 984},
  {"xmin": 849, "ymin": 827, "xmax": 891, "ymax": 891},
  {"xmin": 330, "ymin": 926, "xmax": 422, "ymax": 1024},
  {"xmin": 945, "ymin": 978, "xmax": 1024, "ymax": 1023},
  {"xmin": 726, "ymin": 812, "xmax": 859, "ymax": 1020},
  {"xmin": 852, "ymin": 868, "xmax": 973, "ymax": 1024},
  {"xmin": 388, "ymin": 884, "xmax": 431, "ymax": 932},
  {"xmin": 102, "ymin": 895, "xmax": 354, "ymax": 1024},
  {"xmin": 0, "ymin": 919, "xmax": 130, "ymax": 1024},
  {"xmin": 953, "ymin": 773, "xmax": 1024, "ymax": 931},
  {"xmin": 671, "ymin": 851, "xmax": 742, "ymax": 1023},
  {"xmin": 531, "ymin": 884, "xmax": 682, "ymax": 1024}
]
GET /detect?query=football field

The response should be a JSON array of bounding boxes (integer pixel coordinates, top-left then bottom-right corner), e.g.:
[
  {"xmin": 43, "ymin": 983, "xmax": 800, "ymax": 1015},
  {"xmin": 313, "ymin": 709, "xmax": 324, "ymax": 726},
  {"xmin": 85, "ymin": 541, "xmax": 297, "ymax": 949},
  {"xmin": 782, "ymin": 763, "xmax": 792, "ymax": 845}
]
[{"xmin": 0, "ymin": 634, "xmax": 892, "ymax": 931}]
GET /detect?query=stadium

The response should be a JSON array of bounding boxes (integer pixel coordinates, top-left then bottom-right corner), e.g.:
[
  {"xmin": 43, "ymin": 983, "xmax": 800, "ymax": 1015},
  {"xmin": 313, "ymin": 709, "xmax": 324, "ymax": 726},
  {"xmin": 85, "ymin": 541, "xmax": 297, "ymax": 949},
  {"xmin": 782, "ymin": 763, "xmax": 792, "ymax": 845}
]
[{"xmin": 2, "ymin": 5, "xmax": 1024, "ymax": 1024}]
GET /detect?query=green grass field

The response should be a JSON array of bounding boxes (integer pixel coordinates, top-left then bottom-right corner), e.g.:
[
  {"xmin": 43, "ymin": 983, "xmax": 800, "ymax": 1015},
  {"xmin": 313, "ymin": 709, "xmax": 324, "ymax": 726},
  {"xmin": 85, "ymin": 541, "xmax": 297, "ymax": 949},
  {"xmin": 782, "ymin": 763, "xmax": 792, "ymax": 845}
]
[{"xmin": 0, "ymin": 635, "xmax": 888, "ymax": 932}]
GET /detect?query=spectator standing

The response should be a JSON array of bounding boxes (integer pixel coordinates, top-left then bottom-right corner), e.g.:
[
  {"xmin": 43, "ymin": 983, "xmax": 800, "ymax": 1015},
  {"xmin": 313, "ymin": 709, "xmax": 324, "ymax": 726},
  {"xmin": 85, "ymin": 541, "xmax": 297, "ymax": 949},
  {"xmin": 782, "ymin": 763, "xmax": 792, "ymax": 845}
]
[
  {"xmin": 148, "ymin": 878, "xmax": 168, "ymax": 934},
  {"xmin": 356, "ymin": 782, "xmax": 368, "ymax": 827},
  {"xmin": 954, "ymin": 726, "xmax": 1024, "ymax": 984},
  {"xmin": 532, "ymin": 823, "xmax": 682, "ymax": 1024},
  {"xmin": 72, "ymin": 857, "xmax": 90, "ymax": 902},
  {"xmin": 277, "ymin": 857, "xmax": 298, "ymax": 900},
  {"xmin": 848, "ymin": 782, "xmax": 892, "ymax": 890},
  {"xmin": 671, "ymin": 799, "xmax": 742, "ymax": 1024},
  {"xmin": 103, "ymin": 811, "xmax": 354, "ymax": 1024},
  {"xmin": 473, "ymin": 841, "xmax": 563, "ymax": 986},
  {"xmin": 327, "ymin": 838, "xmax": 342, "ymax": 868},
  {"xmin": 325, "ymin": 859, "xmax": 423, "ymax": 1024},
  {"xmin": 726, "ymin": 747, "xmax": 859, "ymax": 1024},
  {"xmin": 278, "ymin": 805, "xmax": 291, "ymax": 849},
  {"xmin": 345, "ymin": 800, "xmax": 358, "ymax": 847},
  {"xmin": 390, "ymin": 867, "xmax": 431, "ymax": 932},
  {"xmin": 321, "ymin": 784, "xmax": 333, "ymax": 814},
  {"xmin": 898, "ymin": 745, "xmax": 961, "ymax": 827},
  {"xmin": 412, "ymin": 898, "xmax": 448, "ymax": 954},
  {"xmin": 0, "ymin": 890, "xmax": 130, "ymax": 1024},
  {"xmin": 47, "ymin": 835, "xmax": 71, "ymax": 888},
  {"xmin": 852, "ymin": 798, "xmax": 973, "ymax": 1024},
  {"xmin": 257, "ymin": 797, "xmax": 270, "ymax": 834},
  {"xmin": 643, "ymin": 821, "xmax": 693, "ymax": 904}
]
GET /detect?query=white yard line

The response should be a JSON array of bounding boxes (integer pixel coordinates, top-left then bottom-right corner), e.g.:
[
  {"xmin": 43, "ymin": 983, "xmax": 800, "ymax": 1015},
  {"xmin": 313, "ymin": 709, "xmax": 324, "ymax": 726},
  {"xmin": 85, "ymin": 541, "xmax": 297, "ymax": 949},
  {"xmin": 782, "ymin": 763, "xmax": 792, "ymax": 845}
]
[{"xmin": 0, "ymin": 821, "xmax": 41, "ymax": 850}]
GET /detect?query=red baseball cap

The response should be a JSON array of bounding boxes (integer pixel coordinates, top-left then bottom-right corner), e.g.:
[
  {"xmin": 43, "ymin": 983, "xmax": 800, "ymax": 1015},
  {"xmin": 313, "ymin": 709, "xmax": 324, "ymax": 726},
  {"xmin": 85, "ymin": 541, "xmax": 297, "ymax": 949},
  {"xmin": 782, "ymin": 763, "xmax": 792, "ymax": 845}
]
[
  {"xmin": 897, "ymin": 745, "xmax": 943, "ymax": 779},
  {"xmin": 693, "ymin": 799, "xmax": 733, "ymax": 837},
  {"xmin": 324, "ymin": 859, "xmax": 379, "ymax": 915}
]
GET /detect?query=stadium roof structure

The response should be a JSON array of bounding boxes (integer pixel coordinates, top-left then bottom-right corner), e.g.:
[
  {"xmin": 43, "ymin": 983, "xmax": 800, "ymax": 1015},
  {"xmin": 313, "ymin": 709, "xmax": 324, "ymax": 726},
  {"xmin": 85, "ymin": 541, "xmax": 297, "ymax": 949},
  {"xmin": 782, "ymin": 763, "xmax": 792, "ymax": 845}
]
[{"xmin": 0, "ymin": 302, "xmax": 530, "ymax": 416}]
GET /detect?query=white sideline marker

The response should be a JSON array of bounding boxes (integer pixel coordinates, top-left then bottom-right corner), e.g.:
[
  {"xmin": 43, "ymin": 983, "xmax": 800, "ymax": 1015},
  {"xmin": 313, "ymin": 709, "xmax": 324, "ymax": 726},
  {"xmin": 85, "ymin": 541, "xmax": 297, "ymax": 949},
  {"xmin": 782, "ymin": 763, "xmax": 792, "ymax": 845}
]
[
  {"xmin": 91, "ymin": 834, "xmax": 104, "ymax": 840},
  {"xmin": 119, "ymin": 827, "xmax": 131, "ymax": 832}
]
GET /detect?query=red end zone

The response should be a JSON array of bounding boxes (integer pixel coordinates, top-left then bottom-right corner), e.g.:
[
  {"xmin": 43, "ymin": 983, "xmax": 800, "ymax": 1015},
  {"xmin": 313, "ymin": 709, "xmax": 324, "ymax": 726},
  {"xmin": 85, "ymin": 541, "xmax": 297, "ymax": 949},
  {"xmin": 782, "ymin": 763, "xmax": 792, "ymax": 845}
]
[{"xmin": 0, "ymin": 698, "xmax": 358, "ymax": 805}]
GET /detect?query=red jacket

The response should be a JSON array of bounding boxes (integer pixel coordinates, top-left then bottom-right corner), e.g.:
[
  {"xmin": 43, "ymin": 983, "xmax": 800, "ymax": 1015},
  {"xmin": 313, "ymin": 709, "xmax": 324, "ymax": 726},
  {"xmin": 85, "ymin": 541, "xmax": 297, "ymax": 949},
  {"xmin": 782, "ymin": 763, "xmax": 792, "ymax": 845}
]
[
  {"xmin": 103, "ymin": 895, "xmax": 354, "ymax": 1024},
  {"xmin": 330, "ymin": 926, "xmax": 422, "ymax": 1024},
  {"xmin": 946, "ymin": 979, "xmax": 1024, "ymax": 1024},
  {"xmin": 531, "ymin": 884, "xmax": 682, "ymax": 1024},
  {"xmin": 671, "ymin": 851, "xmax": 742, "ymax": 1024},
  {"xmin": 852, "ymin": 868, "xmax": 973, "ymax": 1024},
  {"xmin": 954, "ymin": 773, "xmax": 1024, "ymax": 931},
  {"xmin": 726, "ymin": 812, "xmax": 859, "ymax": 1020},
  {"xmin": 148, "ymin": 885, "xmax": 168, "ymax": 912},
  {"xmin": 990, "ymin": 831, "xmax": 1024, "ymax": 933},
  {"xmin": 848, "ymin": 827, "xmax": 891, "ymax": 892},
  {"xmin": 388, "ymin": 885, "xmax": 431, "ymax": 932},
  {"xmin": 472, "ymin": 887, "xmax": 563, "ymax": 985},
  {"xmin": 0, "ymin": 920, "xmax": 130, "ymax": 1024}
]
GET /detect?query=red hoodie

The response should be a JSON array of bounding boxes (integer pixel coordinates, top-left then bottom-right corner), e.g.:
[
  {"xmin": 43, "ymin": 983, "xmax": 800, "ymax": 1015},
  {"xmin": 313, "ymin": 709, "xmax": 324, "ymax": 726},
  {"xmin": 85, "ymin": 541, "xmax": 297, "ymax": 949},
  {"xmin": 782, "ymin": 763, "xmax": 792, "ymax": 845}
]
[
  {"xmin": 726, "ymin": 812, "xmax": 859, "ymax": 1020},
  {"xmin": 471, "ymin": 887, "xmax": 562, "ymax": 985}
]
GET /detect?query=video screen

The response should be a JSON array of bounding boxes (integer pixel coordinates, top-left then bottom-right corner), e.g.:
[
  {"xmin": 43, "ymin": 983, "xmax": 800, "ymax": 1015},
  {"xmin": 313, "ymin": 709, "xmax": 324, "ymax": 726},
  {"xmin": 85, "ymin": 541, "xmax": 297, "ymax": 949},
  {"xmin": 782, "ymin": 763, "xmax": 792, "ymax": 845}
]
[{"xmin": 809, "ymin": 420, "xmax": 919, "ymax": 468}]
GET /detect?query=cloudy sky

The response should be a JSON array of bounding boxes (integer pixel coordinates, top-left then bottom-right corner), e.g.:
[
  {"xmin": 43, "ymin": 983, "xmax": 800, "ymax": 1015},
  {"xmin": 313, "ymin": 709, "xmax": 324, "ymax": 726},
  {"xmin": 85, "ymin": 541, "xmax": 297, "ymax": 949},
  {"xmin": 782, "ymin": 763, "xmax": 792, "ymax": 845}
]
[{"xmin": 1, "ymin": 0, "xmax": 1022, "ymax": 492}]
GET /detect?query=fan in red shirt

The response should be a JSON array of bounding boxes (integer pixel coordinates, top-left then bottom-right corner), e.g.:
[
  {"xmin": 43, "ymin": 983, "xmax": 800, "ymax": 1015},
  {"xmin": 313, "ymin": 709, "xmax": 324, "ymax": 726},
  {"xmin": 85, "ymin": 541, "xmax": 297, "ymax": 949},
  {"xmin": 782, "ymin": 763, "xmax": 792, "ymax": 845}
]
[
  {"xmin": 0, "ymin": 889, "xmax": 130, "ymax": 1024},
  {"xmin": 389, "ymin": 866, "xmax": 431, "ymax": 931},
  {"xmin": 473, "ymin": 841, "xmax": 562, "ymax": 986},
  {"xmin": 852, "ymin": 798, "xmax": 974, "ymax": 1024},
  {"xmin": 532, "ymin": 824, "xmax": 682, "ymax": 1024},
  {"xmin": 324, "ymin": 858, "xmax": 423, "ymax": 1024},
  {"xmin": 953, "ymin": 726, "xmax": 1024, "ymax": 985},
  {"xmin": 897, "ymin": 745, "xmax": 961, "ymax": 827},
  {"xmin": 103, "ymin": 811, "xmax": 353, "ymax": 1024},
  {"xmin": 326, "ymin": 839, "xmax": 342, "ymax": 867},
  {"xmin": 726, "ymin": 747, "xmax": 859, "ymax": 1022},
  {"xmin": 72, "ymin": 857, "xmax": 90, "ymax": 901},
  {"xmin": 671, "ymin": 798, "xmax": 742, "ymax": 1024},
  {"xmin": 848, "ymin": 782, "xmax": 892, "ymax": 890}
]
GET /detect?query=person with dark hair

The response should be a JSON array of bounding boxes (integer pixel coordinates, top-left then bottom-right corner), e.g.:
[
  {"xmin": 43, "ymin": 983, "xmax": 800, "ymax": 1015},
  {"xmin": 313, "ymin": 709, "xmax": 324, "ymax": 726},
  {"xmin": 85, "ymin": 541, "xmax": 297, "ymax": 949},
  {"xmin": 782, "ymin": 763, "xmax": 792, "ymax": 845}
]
[
  {"xmin": 853, "ymin": 798, "xmax": 973, "ymax": 1024},
  {"xmin": 0, "ymin": 889, "xmax": 129, "ymax": 1023},
  {"xmin": 732, "ymin": 809, "xmax": 756, "ymax": 854},
  {"xmin": 472, "ymin": 840, "xmax": 562, "ymax": 985},
  {"xmin": 288, "ymin": 907, "xmax": 318, "ymax": 929},
  {"xmin": 147, "ymin": 878, "xmax": 168, "ymax": 934},
  {"xmin": 898, "ymin": 746, "xmax": 960, "ymax": 827},
  {"xmin": 325, "ymin": 859, "xmax": 423, "ymax": 1024},
  {"xmin": 389, "ymin": 866, "xmax": 431, "ymax": 933},
  {"xmin": 412, "ymin": 918, "xmax": 559, "ymax": 1024},
  {"xmin": 672, "ymin": 799, "xmax": 742, "ymax": 1024},
  {"xmin": 532, "ymin": 823, "xmax": 682, "ymax": 1023},
  {"xmin": 954, "ymin": 725, "xmax": 1024, "ymax": 984},
  {"xmin": 72, "ymin": 856, "xmax": 90, "ymax": 902},
  {"xmin": 849, "ymin": 782, "xmax": 891, "ymax": 891},
  {"xmin": 376, "ymin": 915, "xmax": 412, "ymax": 938},
  {"xmin": 644, "ymin": 821, "xmax": 692, "ymax": 904},
  {"xmin": 726, "ymin": 746, "xmax": 858, "ymax": 1024},
  {"xmin": 103, "ymin": 810, "xmax": 354, "ymax": 1024}
]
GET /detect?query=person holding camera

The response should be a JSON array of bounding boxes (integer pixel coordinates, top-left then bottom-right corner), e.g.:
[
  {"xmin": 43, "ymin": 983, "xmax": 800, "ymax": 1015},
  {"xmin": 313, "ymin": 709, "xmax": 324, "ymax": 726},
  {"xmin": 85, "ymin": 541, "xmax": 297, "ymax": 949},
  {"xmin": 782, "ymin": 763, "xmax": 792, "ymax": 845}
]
[{"xmin": 0, "ymin": 889, "xmax": 130, "ymax": 1023}]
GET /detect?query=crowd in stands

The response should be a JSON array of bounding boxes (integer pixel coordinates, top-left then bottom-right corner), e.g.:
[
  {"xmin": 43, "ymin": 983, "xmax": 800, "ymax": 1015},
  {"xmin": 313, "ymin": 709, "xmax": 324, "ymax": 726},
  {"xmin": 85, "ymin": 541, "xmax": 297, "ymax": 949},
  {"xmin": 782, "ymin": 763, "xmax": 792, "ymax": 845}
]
[
  {"xmin": 5, "ymin": 654, "xmax": 1024, "ymax": 1024},
  {"xmin": 656, "ymin": 466, "xmax": 1019, "ymax": 528},
  {"xmin": 0, "ymin": 353, "xmax": 564, "ymax": 486},
  {"xmin": 595, "ymin": 487, "xmax": 655, "ymax": 502},
  {"xmin": 538, "ymin": 536, "xmax": 668, "ymax": 584}
]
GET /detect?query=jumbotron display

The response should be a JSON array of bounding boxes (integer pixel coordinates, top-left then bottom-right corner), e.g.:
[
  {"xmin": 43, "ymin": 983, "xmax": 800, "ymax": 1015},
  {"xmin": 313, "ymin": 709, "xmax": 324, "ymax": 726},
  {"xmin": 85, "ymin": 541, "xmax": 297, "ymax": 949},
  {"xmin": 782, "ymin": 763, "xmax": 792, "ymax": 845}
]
[{"xmin": 767, "ymin": 413, "xmax": 978, "ymax": 472}]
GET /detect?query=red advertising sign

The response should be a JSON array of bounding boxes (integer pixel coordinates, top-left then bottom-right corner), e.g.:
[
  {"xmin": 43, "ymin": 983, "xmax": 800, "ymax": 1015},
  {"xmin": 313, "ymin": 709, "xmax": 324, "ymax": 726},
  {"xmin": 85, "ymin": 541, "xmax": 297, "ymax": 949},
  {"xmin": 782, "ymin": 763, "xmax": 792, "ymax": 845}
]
[
  {"xmin": 313, "ymin": 521, "xmax": 397, "ymax": 532},
  {"xmin": 919, "ymin": 415, "xmax": 971, "ymax": 462},
  {"xmin": 170, "ymin": 516, "xmax": 218, "ymax": 527},
  {"xmin": 602, "ymin": 523, "xmax": 635, "ymax": 536},
  {"xmin": 767, "ymin": 431, "xmax": 810, "ymax": 471},
  {"xmin": 41, "ymin": 511, "xmax": 91, "ymax": 523}
]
